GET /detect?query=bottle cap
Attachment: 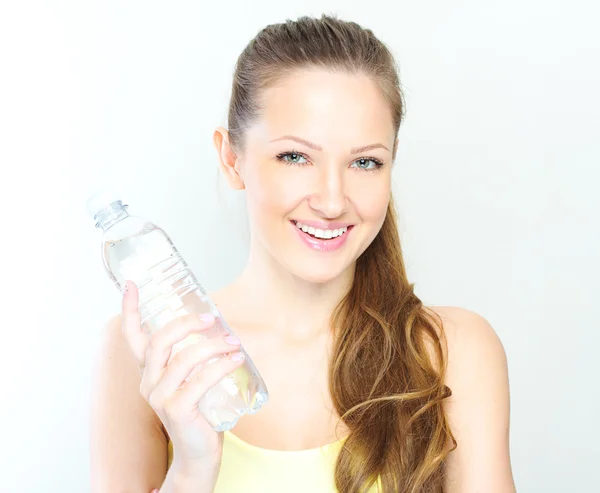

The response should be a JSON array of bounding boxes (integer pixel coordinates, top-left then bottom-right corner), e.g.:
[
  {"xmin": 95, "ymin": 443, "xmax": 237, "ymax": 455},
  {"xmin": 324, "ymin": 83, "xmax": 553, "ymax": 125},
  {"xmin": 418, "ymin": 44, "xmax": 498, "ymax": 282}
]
[{"xmin": 86, "ymin": 186, "xmax": 128, "ymax": 220}]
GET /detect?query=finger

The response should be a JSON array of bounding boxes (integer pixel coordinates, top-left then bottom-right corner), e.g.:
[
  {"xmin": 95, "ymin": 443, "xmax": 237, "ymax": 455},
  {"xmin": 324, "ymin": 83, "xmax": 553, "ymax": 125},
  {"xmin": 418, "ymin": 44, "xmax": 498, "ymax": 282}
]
[
  {"xmin": 147, "ymin": 312, "xmax": 216, "ymax": 359},
  {"xmin": 149, "ymin": 336, "xmax": 242, "ymax": 401},
  {"xmin": 166, "ymin": 351, "xmax": 246, "ymax": 418},
  {"xmin": 140, "ymin": 313, "xmax": 218, "ymax": 396},
  {"xmin": 120, "ymin": 280, "xmax": 147, "ymax": 365}
]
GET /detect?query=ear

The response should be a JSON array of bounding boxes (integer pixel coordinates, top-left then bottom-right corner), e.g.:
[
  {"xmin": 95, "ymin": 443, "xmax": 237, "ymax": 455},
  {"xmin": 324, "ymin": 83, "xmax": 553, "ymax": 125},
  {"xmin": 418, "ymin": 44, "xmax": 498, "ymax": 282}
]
[{"xmin": 213, "ymin": 126, "xmax": 245, "ymax": 190}]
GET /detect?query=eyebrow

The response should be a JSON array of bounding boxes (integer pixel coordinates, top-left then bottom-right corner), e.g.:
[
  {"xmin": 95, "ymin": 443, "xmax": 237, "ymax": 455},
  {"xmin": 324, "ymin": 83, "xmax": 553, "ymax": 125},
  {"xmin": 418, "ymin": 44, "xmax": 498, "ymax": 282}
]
[{"xmin": 269, "ymin": 135, "xmax": 389, "ymax": 154}]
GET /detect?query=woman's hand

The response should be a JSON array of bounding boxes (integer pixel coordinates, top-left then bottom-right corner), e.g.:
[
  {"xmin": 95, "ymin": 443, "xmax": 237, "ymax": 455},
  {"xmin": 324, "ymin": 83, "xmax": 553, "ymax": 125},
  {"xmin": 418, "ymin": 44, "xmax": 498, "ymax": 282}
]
[{"xmin": 120, "ymin": 280, "xmax": 245, "ymax": 482}]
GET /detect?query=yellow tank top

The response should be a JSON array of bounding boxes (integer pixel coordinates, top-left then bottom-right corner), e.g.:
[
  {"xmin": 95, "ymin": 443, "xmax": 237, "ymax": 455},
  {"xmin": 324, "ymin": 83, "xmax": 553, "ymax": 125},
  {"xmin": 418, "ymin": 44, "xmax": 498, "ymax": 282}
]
[{"xmin": 167, "ymin": 432, "xmax": 381, "ymax": 492}]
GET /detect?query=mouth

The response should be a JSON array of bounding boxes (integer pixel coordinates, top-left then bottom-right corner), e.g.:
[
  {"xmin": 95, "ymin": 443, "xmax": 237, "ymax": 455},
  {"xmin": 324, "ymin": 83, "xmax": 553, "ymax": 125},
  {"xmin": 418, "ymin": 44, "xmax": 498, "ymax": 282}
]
[
  {"xmin": 291, "ymin": 220, "xmax": 354, "ymax": 240},
  {"xmin": 289, "ymin": 220, "xmax": 355, "ymax": 253}
]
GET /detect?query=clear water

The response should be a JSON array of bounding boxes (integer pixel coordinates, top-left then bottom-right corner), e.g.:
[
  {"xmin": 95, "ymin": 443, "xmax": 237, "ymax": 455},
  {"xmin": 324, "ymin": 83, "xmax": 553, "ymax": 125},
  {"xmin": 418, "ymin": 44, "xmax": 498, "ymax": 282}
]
[{"xmin": 102, "ymin": 220, "xmax": 268, "ymax": 431}]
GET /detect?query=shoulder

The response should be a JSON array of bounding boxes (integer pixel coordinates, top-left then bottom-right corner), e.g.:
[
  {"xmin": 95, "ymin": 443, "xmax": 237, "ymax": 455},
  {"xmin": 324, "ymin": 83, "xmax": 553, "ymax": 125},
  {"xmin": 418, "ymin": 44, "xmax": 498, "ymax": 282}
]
[
  {"xmin": 425, "ymin": 305, "xmax": 507, "ymax": 362},
  {"xmin": 422, "ymin": 306, "xmax": 515, "ymax": 491},
  {"xmin": 423, "ymin": 305, "xmax": 509, "ymax": 393}
]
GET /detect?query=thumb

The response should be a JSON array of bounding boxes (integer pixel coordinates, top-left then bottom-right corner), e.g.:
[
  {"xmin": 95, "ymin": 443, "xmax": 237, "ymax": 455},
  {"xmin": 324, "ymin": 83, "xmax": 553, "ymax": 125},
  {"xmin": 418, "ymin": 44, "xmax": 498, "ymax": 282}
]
[{"xmin": 121, "ymin": 280, "xmax": 147, "ymax": 364}]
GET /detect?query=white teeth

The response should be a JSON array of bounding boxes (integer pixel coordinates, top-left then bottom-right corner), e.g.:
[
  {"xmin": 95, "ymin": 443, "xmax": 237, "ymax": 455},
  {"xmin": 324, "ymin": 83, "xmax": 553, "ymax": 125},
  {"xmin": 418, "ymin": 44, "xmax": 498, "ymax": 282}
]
[{"xmin": 294, "ymin": 221, "xmax": 349, "ymax": 240}]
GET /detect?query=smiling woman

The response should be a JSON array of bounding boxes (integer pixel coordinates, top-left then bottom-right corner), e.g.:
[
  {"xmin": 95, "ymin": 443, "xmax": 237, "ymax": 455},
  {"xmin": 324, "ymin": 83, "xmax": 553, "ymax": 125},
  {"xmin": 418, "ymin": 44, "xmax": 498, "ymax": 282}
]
[{"xmin": 91, "ymin": 13, "xmax": 516, "ymax": 493}]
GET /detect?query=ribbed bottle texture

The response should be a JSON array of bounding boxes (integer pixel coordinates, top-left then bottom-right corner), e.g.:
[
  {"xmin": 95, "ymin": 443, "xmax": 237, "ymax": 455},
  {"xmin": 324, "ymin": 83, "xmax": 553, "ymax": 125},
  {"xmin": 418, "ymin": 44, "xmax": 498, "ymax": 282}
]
[{"xmin": 89, "ymin": 197, "xmax": 268, "ymax": 431}]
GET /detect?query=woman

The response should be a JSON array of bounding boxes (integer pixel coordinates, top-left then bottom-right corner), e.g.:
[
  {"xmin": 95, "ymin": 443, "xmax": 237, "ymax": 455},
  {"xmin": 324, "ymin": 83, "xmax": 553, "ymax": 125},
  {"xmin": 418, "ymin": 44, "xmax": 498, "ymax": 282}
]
[{"xmin": 90, "ymin": 14, "xmax": 516, "ymax": 493}]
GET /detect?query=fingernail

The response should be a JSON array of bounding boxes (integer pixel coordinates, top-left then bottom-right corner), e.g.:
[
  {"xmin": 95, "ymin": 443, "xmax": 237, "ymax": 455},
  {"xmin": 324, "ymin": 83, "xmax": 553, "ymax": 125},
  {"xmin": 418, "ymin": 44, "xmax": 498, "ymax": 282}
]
[
  {"xmin": 231, "ymin": 351, "xmax": 245, "ymax": 361},
  {"xmin": 198, "ymin": 313, "xmax": 214, "ymax": 323},
  {"xmin": 225, "ymin": 335, "xmax": 240, "ymax": 345},
  {"xmin": 121, "ymin": 281, "xmax": 129, "ymax": 297}
]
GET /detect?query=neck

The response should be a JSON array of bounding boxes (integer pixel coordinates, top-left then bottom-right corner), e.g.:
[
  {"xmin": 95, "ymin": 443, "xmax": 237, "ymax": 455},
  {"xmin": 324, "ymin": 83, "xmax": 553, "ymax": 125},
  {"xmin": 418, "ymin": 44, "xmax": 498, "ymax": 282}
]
[{"xmin": 228, "ymin": 245, "xmax": 355, "ymax": 343}]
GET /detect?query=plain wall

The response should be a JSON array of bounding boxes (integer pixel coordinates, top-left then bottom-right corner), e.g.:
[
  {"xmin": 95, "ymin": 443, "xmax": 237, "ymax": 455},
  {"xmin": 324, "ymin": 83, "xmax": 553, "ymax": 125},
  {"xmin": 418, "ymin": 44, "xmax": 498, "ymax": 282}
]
[{"xmin": 1, "ymin": 1, "xmax": 598, "ymax": 491}]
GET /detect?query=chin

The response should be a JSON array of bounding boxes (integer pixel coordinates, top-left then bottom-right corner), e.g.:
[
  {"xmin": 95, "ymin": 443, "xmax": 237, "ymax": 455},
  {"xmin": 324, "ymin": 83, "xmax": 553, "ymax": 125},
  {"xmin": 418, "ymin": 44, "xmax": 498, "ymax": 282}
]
[
  {"xmin": 287, "ymin": 259, "xmax": 353, "ymax": 285},
  {"xmin": 295, "ymin": 271, "xmax": 341, "ymax": 285}
]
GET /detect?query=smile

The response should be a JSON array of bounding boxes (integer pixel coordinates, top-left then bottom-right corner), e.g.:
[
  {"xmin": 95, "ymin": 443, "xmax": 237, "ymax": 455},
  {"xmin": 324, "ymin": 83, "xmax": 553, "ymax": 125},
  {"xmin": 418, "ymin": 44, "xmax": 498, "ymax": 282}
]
[
  {"xmin": 294, "ymin": 221, "xmax": 348, "ymax": 239},
  {"xmin": 290, "ymin": 220, "xmax": 354, "ymax": 252}
]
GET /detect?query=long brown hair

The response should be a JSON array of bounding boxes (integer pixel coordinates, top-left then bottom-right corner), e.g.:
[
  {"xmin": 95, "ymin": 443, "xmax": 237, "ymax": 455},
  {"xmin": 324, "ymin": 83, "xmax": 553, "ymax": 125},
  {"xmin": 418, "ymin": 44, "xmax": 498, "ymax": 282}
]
[{"xmin": 226, "ymin": 14, "xmax": 457, "ymax": 493}]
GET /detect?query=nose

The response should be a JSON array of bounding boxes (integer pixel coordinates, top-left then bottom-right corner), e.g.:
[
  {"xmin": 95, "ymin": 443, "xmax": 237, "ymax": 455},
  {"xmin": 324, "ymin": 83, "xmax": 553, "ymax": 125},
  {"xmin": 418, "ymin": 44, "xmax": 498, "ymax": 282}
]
[{"xmin": 307, "ymin": 164, "xmax": 349, "ymax": 218}]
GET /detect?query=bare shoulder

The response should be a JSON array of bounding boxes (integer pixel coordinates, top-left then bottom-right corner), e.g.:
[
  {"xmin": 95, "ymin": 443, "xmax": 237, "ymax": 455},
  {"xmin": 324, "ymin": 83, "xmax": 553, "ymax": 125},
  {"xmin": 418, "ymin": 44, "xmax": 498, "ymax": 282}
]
[
  {"xmin": 423, "ymin": 305, "xmax": 509, "ymax": 400},
  {"xmin": 423, "ymin": 306, "xmax": 515, "ymax": 492},
  {"xmin": 422, "ymin": 305, "xmax": 505, "ymax": 364},
  {"xmin": 425, "ymin": 305, "xmax": 507, "ymax": 358}
]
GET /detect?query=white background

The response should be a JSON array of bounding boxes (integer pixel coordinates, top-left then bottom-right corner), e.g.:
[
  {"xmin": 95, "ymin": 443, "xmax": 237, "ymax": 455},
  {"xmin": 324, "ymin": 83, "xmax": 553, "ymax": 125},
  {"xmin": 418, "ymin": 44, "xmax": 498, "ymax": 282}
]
[{"xmin": 1, "ymin": 1, "xmax": 598, "ymax": 491}]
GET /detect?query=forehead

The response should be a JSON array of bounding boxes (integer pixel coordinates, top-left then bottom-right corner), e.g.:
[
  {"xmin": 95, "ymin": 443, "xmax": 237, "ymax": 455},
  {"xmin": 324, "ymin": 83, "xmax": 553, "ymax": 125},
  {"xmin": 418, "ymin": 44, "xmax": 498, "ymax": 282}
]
[{"xmin": 250, "ymin": 68, "xmax": 395, "ymax": 149}]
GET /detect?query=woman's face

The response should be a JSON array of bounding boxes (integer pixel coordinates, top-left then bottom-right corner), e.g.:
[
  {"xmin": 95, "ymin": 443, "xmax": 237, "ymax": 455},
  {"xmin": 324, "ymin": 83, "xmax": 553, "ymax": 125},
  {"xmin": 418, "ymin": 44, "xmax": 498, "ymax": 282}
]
[{"xmin": 234, "ymin": 68, "xmax": 395, "ymax": 284}]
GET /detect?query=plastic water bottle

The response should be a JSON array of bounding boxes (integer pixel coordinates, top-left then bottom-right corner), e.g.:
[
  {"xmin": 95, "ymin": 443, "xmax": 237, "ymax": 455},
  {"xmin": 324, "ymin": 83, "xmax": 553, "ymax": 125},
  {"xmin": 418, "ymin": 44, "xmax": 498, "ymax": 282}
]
[{"xmin": 87, "ymin": 193, "xmax": 269, "ymax": 431}]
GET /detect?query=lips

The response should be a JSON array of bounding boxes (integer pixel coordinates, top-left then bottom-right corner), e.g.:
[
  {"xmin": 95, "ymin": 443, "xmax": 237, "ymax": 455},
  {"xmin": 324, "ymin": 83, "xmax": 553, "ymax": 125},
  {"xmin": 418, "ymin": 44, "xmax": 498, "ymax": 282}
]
[
  {"xmin": 291, "ymin": 219, "xmax": 353, "ymax": 230},
  {"xmin": 290, "ymin": 220, "xmax": 353, "ymax": 252},
  {"xmin": 293, "ymin": 220, "xmax": 349, "ymax": 240}
]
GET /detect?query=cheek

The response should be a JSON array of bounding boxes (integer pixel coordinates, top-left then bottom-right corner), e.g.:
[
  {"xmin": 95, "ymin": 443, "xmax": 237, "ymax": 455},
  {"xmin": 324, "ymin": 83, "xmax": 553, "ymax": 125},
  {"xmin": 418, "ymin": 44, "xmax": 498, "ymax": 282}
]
[
  {"xmin": 244, "ymin": 166, "xmax": 299, "ymax": 219},
  {"xmin": 348, "ymin": 173, "xmax": 391, "ymax": 221}
]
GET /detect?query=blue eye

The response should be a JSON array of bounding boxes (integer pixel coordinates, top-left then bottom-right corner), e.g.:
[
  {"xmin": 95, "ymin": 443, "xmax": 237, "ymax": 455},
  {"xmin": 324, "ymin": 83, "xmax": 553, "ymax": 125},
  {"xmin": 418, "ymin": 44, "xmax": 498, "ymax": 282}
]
[
  {"xmin": 350, "ymin": 158, "xmax": 384, "ymax": 170},
  {"xmin": 276, "ymin": 151, "xmax": 308, "ymax": 165}
]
